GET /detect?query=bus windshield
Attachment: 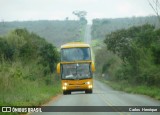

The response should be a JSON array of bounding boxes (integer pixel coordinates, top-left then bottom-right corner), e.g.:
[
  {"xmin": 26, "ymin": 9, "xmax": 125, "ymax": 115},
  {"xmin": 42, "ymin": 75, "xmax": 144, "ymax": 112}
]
[
  {"xmin": 61, "ymin": 48, "xmax": 91, "ymax": 62},
  {"xmin": 61, "ymin": 63, "xmax": 92, "ymax": 80}
]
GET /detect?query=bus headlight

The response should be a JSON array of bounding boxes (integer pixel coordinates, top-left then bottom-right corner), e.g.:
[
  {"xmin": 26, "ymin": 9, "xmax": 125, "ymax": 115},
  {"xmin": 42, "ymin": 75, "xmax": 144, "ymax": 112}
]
[
  {"xmin": 85, "ymin": 81, "xmax": 91, "ymax": 85},
  {"xmin": 62, "ymin": 83, "xmax": 68, "ymax": 90},
  {"xmin": 62, "ymin": 86, "xmax": 67, "ymax": 90},
  {"xmin": 88, "ymin": 85, "xmax": 92, "ymax": 89},
  {"xmin": 63, "ymin": 83, "xmax": 68, "ymax": 86}
]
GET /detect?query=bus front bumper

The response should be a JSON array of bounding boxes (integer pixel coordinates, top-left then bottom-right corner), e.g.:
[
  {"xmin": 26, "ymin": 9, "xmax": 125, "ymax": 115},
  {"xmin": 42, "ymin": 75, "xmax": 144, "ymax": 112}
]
[{"xmin": 62, "ymin": 84, "xmax": 93, "ymax": 91}]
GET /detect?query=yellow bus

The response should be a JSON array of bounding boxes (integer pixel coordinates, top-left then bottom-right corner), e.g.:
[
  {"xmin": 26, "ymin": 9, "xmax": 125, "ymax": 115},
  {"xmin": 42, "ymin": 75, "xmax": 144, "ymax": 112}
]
[{"xmin": 56, "ymin": 42, "xmax": 95, "ymax": 95}]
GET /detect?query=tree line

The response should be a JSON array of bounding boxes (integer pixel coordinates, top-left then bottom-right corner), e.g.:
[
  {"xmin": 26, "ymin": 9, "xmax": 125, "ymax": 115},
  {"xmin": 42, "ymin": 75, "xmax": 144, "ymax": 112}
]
[
  {"xmin": 0, "ymin": 28, "xmax": 62, "ymax": 107},
  {"xmin": 0, "ymin": 20, "xmax": 86, "ymax": 47},
  {"xmin": 0, "ymin": 28, "xmax": 60, "ymax": 83},
  {"xmin": 95, "ymin": 24, "xmax": 160, "ymax": 87},
  {"xmin": 92, "ymin": 16, "xmax": 160, "ymax": 40}
]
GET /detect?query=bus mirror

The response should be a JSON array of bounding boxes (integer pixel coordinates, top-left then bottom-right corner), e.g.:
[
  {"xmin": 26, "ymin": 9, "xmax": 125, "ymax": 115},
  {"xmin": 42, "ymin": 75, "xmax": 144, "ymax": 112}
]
[
  {"xmin": 56, "ymin": 63, "xmax": 61, "ymax": 74},
  {"xmin": 91, "ymin": 62, "xmax": 95, "ymax": 72}
]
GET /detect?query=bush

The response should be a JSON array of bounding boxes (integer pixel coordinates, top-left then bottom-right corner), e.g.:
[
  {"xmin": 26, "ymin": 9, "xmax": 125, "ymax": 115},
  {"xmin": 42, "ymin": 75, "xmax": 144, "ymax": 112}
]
[
  {"xmin": 0, "ymin": 29, "xmax": 61, "ymax": 107},
  {"xmin": 102, "ymin": 24, "xmax": 160, "ymax": 86}
]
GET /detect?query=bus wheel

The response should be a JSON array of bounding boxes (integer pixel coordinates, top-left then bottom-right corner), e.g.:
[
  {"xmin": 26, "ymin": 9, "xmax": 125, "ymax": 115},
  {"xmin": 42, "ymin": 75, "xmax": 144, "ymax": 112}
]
[
  {"xmin": 63, "ymin": 91, "xmax": 67, "ymax": 95},
  {"xmin": 89, "ymin": 89, "xmax": 93, "ymax": 94},
  {"xmin": 63, "ymin": 91, "xmax": 71, "ymax": 95},
  {"xmin": 68, "ymin": 91, "xmax": 71, "ymax": 95},
  {"xmin": 85, "ymin": 89, "xmax": 92, "ymax": 94}
]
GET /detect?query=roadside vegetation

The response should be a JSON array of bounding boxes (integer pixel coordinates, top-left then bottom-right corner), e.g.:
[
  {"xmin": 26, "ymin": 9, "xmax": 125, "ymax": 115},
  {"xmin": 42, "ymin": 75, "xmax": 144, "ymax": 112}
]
[
  {"xmin": 0, "ymin": 18, "xmax": 87, "ymax": 114},
  {"xmin": 93, "ymin": 20, "xmax": 160, "ymax": 100},
  {"xmin": 0, "ymin": 29, "xmax": 61, "ymax": 115}
]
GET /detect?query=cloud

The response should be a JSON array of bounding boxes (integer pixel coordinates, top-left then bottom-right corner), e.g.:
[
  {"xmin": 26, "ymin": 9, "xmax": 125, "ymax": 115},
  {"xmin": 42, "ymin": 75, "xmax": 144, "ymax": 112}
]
[{"xmin": 0, "ymin": 0, "xmax": 155, "ymax": 21}]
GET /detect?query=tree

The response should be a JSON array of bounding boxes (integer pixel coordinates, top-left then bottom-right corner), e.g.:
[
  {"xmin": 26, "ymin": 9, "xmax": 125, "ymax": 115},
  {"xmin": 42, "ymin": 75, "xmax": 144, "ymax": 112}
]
[
  {"xmin": 148, "ymin": 0, "xmax": 160, "ymax": 22},
  {"xmin": 104, "ymin": 24, "xmax": 160, "ymax": 85},
  {"xmin": 39, "ymin": 43, "xmax": 60, "ymax": 73},
  {"xmin": 0, "ymin": 37, "xmax": 15, "ymax": 61},
  {"xmin": 72, "ymin": 11, "xmax": 87, "ymax": 24}
]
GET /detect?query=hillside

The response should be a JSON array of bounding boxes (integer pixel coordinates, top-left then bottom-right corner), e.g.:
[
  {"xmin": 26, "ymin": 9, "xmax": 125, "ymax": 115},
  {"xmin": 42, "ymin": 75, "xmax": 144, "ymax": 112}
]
[
  {"xmin": 91, "ymin": 16, "xmax": 160, "ymax": 40},
  {"xmin": 0, "ymin": 20, "xmax": 85, "ymax": 47},
  {"xmin": 1, "ymin": 16, "xmax": 159, "ymax": 47}
]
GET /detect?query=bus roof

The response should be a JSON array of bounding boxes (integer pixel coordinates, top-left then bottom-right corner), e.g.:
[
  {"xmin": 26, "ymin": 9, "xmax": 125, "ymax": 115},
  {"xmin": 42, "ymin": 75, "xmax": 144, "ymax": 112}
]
[{"xmin": 61, "ymin": 42, "xmax": 90, "ymax": 49}]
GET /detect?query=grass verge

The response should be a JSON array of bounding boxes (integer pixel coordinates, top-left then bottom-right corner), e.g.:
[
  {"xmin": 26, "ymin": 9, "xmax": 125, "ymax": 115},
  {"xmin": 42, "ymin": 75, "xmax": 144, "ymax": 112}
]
[
  {"xmin": 0, "ymin": 79, "xmax": 61, "ymax": 115},
  {"xmin": 0, "ymin": 61, "xmax": 62, "ymax": 115},
  {"xmin": 96, "ymin": 77, "xmax": 160, "ymax": 100}
]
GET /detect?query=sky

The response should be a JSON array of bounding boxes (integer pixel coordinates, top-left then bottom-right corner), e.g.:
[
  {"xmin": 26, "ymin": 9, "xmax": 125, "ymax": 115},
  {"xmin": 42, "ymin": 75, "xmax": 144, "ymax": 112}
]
[{"xmin": 0, "ymin": 0, "xmax": 156, "ymax": 23}]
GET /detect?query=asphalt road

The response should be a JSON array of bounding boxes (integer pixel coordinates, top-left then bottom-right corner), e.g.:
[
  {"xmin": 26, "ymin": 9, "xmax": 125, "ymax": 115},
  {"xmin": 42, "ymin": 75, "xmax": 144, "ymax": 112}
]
[
  {"xmin": 29, "ymin": 80, "xmax": 160, "ymax": 115},
  {"xmin": 84, "ymin": 25, "xmax": 91, "ymax": 44}
]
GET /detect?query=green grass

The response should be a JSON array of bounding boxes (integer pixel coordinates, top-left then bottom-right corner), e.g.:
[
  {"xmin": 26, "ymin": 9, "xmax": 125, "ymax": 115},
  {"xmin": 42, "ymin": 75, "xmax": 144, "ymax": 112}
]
[
  {"xmin": 97, "ymin": 78, "xmax": 160, "ymax": 100},
  {"xmin": 0, "ymin": 79, "xmax": 61, "ymax": 106},
  {"xmin": 0, "ymin": 80, "xmax": 61, "ymax": 115},
  {"xmin": 0, "ymin": 61, "xmax": 61, "ymax": 115}
]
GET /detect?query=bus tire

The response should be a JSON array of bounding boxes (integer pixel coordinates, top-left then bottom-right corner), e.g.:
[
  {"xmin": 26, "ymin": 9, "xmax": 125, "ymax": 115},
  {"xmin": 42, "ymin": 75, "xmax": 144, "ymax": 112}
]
[
  {"xmin": 68, "ymin": 91, "xmax": 71, "ymax": 95},
  {"xmin": 63, "ymin": 91, "xmax": 67, "ymax": 95},
  {"xmin": 85, "ymin": 89, "xmax": 92, "ymax": 94},
  {"xmin": 63, "ymin": 91, "xmax": 71, "ymax": 95},
  {"xmin": 89, "ymin": 89, "xmax": 93, "ymax": 94}
]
